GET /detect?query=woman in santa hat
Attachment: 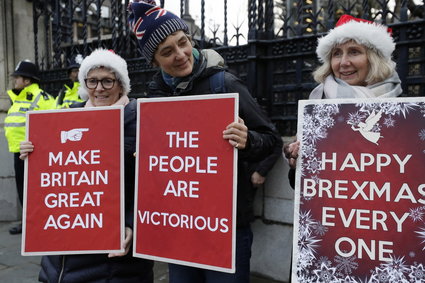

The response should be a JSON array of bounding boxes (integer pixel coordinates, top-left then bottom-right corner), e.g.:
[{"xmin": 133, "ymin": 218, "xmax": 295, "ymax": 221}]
[{"xmin": 284, "ymin": 14, "xmax": 402, "ymax": 186}]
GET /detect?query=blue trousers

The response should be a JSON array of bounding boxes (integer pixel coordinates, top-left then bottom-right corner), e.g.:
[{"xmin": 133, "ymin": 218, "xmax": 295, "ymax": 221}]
[{"xmin": 169, "ymin": 226, "xmax": 253, "ymax": 283}]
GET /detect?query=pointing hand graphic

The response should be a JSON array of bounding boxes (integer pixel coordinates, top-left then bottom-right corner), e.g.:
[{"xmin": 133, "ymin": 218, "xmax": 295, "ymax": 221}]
[{"xmin": 61, "ymin": 128, "xmax": 89, "ymax": 143}]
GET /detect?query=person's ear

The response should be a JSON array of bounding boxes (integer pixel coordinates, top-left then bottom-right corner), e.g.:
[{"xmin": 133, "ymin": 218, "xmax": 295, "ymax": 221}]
[{"xmin": 24, "ymin": 78, "xmax": 32, "ymax": 86}]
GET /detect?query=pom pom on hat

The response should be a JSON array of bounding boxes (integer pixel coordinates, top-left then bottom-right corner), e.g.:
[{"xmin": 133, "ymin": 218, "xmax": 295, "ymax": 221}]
[
  {"xmin": 128, "ymin": 0, "xmax": 189, "ymax": 63},
  {"xmin": 68, "ymin": 54, "xmax": 83, "ymax": 70},
  {"xmin": 78, "ymin": 49, "xmax": 130, "ymax": 100},
  {"xmin": 316, "ymin": 15, "xmax": 395, "ymax": 63}
]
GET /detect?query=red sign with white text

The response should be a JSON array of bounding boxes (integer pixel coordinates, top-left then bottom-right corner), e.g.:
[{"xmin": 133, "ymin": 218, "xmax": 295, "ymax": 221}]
[
  {"xmin": 134, "ymin": 94, "xmax": 238, "ymax": 273},
  {"xmin": 22, "ymin": 107, "xmax": 124, "ymax": 255},
  {"xmin": 292, "ymin": 97, "xmax": 425, "ymax": 282}
]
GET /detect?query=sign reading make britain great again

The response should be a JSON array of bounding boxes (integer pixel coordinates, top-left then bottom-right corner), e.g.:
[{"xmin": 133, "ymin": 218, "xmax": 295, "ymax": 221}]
[
  {"xmin": 22, "ymin": 107, "xmax": 124, "ymax": 256},
  {"xmin": 292, "ymin": 97, "xmax": 425, "ymax": 282}
]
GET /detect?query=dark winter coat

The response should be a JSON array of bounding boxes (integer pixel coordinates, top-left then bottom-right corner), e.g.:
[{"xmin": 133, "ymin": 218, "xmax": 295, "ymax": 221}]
[
  {"xmin": 147, "ymin": 49, "xmax": 281, "ymax": 227},
  {"xmin": 38, "ymin": 99, "xmax": 154, "ymax": 283}
]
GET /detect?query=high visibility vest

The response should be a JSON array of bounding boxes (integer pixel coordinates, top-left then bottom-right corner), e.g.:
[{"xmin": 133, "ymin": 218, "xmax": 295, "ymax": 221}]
[
  {"xmin": 55, "ymin": 81, "xmax": 83, "ymax": 108},
  {"xmin": 4, "ymin": 83, "xmax": 56, "ymax": 152}
]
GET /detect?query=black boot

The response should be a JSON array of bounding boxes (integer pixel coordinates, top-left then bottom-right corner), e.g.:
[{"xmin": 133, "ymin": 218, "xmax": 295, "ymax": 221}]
[{"xmin": 9, "ymin": 223, "xmax": 22, "ymax": 235}]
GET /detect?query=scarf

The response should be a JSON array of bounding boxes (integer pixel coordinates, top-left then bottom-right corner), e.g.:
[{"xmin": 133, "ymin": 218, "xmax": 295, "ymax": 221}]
[
  {"xmin": 85, "ymin": 94, "xmax": 130, "ymax": 108},
  {"xmin": 309, "ymin": 72, "xmax": 403, "ymax": 99}
]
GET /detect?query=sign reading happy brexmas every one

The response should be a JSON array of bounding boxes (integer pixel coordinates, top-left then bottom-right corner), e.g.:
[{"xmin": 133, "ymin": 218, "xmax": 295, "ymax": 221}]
[
  {"xmin": 134, "ymin": 94, "xmax": 238, "ymax": 273},
  {"xmin": 292, "ymin": 97, "xmax": 425, "ymax": 282},
  {"xmin": 22, "ymin": 107, "xmax": 125, "ymax": 256}
]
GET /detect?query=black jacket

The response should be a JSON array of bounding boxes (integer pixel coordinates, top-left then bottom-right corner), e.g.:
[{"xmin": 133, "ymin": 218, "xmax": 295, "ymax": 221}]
[
  {"xmin": 148, "ymin": 49, "xmax": 281, "ymax": 226},
  {"xmin": 39, "ymin": 99, "xmax": 153, "ymax": 283}
]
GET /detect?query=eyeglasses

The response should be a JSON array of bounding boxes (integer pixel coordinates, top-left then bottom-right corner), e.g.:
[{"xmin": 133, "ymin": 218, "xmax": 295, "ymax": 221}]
[{"xmin": 84, "ymin": 78, "xmax": 116, "ymax": 90}]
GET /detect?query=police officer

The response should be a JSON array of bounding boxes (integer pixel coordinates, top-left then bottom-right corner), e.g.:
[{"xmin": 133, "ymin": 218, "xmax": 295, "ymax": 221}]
[
  {"xmin": 4, "ymin": 60, "xmax": 56, "ymax": 234},
  {"xmin": 55, "ymin": 54, "xmax": 84, "ymax": 108}
]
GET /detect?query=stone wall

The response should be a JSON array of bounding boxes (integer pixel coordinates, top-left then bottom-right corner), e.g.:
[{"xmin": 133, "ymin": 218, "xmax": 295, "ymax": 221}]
[
  {"xmin": 0, "ymin": 0, "xmax": 31, "ymax": 221},
  {"xmin": 251, "ymin": 139, "xmax": 295, "ymax": 282}
]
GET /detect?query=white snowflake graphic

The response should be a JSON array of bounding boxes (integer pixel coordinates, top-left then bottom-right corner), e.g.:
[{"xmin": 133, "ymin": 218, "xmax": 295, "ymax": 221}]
[
  {"xmin": 334, "ymin": 254, "xmax": 359, "ymax": 275},
  {"xmin": 419, "ymin": 129, "xmax": 425, "ymax": 141},
  {"xmin": 409, "ymin": 207, "xmax": 424, "ymax": 222},
  {"xmin": 298, "ymin": 210, "xmax": 316, "ymax": 236},
  {"xmin": 383, "ymin": 117, "xmax": 395, "ymax": 128},
  {"xmin": 381, "ymin": 256, "xmax": 410, "ymax": 281},
  {"xmin": 415, "ymin": 227, "xmax": 425, "ymax": 250},
  {"xmin": 303, "ymin": 143, "xmax": 317, "ymax": 158},
  {"xmin": 310, "ymin": 174, "xmax": 321, "ymax": 183},
  {"xmin": 312, "ymin": 221, "xmax": 329, "ymax": 236},
  {"xmin": 379, "ymin": 102, "xmax": 419, "ymax": 118},
  {"xmin": 369, "ymin": 267, "xmax": 392, "ymax": 283},
  {"xmin": 297, "ymin": 247, "xmax": 317, "ymax": 276},
  {"xmin": 313, "ymin": 263, "xmax": 339, "ymax": 283},
  {"xmin": 355, "ymin": 102, "xmax": 380, "ymax": 113},
  {"xmin": 315, "ymin": 256, "xmax": 332, "ymax": 269},
  {"xmin": 306, "ymin": 156, "xmax": 322, "ymax": 174},
  {"xmin": 408, "ymin": 263, "xmax": 425, "ymax": 281},
  {"xmin": 338, "ymin": 275, "xmax": 359, "ymax": 283},
  {"xmin": 347, "ymin": 111, "xmax": 367, "ymax": 126}
]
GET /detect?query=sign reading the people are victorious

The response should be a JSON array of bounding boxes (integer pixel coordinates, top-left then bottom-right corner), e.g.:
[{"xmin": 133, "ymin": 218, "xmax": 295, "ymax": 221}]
[
  {"xmin": 292, "ymin": 97, "xmax": 425, "ymax": 282},
  {"xmin": 22, "ymin": 107, "xmax": 125, "ymax": 256},
  {"xmin": 134, "ymin": 94, "xmax": 238, "ymax": 273}
]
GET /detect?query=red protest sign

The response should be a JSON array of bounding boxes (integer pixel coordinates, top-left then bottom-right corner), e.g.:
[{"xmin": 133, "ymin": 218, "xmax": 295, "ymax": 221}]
[
  {"xmin": 22, "ymin": 107, "xmax": 124, "ymax": 256},
  {"xmin": 134, "ymin": 94, "xmax": 238, "ymax": 273},
  {"xmin": 292, "ymin": 97, "xmax": 425, "ymax": 282}
]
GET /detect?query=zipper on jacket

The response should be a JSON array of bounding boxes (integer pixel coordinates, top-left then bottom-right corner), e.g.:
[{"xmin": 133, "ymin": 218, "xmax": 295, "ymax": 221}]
[{"xmin": 58, "ymin": 256, "xmax": 66, "ymax": 283}]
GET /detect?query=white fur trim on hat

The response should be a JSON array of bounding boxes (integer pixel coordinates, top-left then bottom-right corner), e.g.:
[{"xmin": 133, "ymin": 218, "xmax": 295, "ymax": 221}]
[
  {"xmin": 78, "ymin": 49, "xmax": 131, "ymax": 100},
  {"xmin": 316, "ymin": 20, "xmax": 395, "ymax": 63}
]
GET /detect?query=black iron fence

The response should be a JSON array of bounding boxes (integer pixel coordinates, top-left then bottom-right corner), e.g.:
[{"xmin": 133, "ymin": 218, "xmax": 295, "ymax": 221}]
[{"xmin": 33, "ymin": 0, "xmax": 425, "ymax": 136}]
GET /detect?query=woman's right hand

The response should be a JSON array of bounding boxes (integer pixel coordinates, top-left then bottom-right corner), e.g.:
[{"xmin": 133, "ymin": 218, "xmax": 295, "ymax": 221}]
[
  {"xmin": 283, "ymin": 140, "xmax": 300, "ymax": 169},
  {"xmin": 20, "ymin": 141, "xmax": 34, "ymax": 160}
]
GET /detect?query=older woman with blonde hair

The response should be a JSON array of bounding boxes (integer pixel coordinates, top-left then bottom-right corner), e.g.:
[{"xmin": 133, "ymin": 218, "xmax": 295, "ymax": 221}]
[{"xmin": 285, "ymin": 14, "xmax": 402, "ymax": 185}]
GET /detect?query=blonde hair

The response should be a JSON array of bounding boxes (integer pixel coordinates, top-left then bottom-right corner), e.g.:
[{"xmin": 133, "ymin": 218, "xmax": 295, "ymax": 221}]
[{"xmin": 313, "ymin": 41, "xmax": 395, "ymax": 85}]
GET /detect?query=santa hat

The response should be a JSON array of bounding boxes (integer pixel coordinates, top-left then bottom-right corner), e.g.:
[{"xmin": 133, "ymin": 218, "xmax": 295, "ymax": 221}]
[
  {"xmin": 316, "ymin": 15, "xmax": 395, "ymax": 63},
  {"xmin": 128, "ymin": 0, "xmax": 189, "ymax": 63},
  {"xmin": 78, "ymin": 49, "xmax": 130, "ymax": 100}
]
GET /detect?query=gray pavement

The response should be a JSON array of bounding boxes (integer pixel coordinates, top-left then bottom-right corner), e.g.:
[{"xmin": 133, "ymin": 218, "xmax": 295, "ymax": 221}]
[{"xmin": 0, "ymin": 221, "xmax": 278, "ymax": 283}]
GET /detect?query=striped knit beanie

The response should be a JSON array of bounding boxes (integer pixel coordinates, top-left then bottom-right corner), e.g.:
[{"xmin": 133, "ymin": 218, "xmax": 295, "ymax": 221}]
[{"xmin": 128, "ymin": 0, "xmax": 189, "ymax": 63}]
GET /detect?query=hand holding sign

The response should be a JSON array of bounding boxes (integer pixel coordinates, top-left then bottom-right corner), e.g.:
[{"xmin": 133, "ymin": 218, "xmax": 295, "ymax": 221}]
[
  {"xmin": 61, "ymin": 128, "xmax": 89, "ymax": 143},
  {"xmin": 19, "ymin": 141, "xmax": 35, "ymax": 160},
  {"xmin": 223, "ymin": 117, "xmax": 247, "ymax": 149},
  {"xmin": 108, "ymin": 227, "xmax": 132, "ymax": 258},
  {"xmin": 284, "ymin": 140, "xmax": 300, "ymax": 169}
]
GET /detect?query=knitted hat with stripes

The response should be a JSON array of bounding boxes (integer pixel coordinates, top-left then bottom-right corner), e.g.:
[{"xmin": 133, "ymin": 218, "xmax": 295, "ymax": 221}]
[{"xmin": 128, "ymin": 0, "xmax": 189, "ymax": 63}]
